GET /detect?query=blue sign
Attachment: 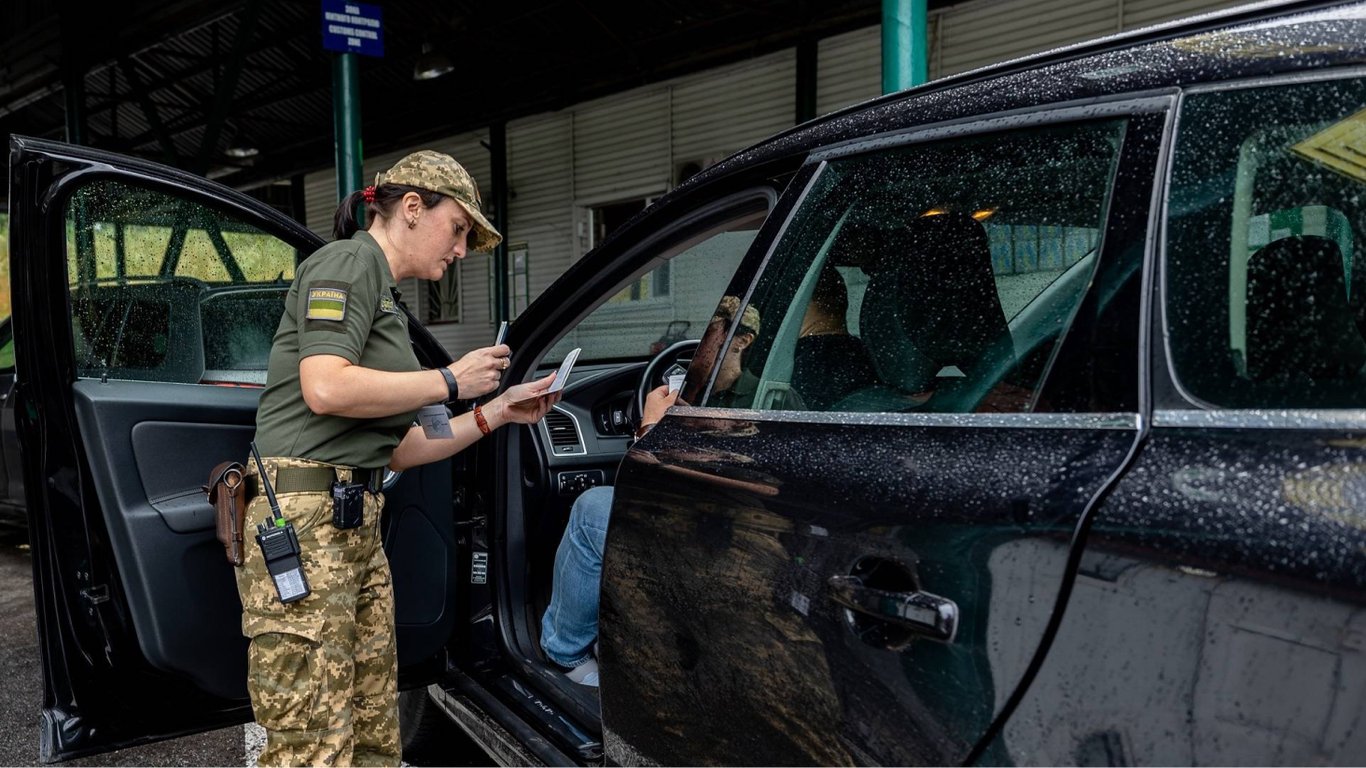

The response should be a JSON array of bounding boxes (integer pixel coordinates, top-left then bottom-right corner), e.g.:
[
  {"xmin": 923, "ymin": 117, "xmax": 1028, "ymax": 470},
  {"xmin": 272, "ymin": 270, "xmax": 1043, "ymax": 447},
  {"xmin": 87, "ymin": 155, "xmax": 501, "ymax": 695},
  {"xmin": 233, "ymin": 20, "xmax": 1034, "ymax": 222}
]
[{"xmin": 321, "ymin": 0, "xmax": 384, "ymax": 57}]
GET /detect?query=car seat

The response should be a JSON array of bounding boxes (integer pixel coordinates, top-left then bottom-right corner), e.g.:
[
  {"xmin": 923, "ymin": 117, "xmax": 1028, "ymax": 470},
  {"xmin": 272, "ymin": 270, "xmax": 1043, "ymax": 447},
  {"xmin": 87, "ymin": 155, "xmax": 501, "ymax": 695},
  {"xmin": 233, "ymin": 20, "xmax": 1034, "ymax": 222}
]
[
  {"xmin": 836, "ymin": 212, "xmax": 1016, "ymax": 412},
  {"xmin": 1245, "ymin": 234, "xmax": 1366, "ymax": 407}
]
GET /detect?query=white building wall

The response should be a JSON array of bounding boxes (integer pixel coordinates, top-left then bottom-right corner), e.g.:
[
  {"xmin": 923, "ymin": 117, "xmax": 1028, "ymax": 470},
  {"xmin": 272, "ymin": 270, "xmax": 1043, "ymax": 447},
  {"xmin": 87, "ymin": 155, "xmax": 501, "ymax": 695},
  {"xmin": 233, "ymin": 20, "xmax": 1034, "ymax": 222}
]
[
  {"xmin": 671, "ymin": 49, "xmax": 796, "ymax": 169},
  {"xmin": 507, "ymin": 113, "xmax": 575, "ymax": 309},
  {"xmin": 817, "ymin": 26, "xmax": 882, "ymax": 117},
  {"xmin": 572, "ymin": 89, "xmax": 672, "ymax": 218}
]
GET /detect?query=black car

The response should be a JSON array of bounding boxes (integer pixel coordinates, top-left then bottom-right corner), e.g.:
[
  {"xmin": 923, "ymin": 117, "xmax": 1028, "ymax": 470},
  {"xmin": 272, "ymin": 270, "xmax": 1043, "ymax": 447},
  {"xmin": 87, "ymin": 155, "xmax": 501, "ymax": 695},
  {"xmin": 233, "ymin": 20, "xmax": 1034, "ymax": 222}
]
[{"xmin": 12, "ymin": 0, "xmax": 1366, "ymax": 763}]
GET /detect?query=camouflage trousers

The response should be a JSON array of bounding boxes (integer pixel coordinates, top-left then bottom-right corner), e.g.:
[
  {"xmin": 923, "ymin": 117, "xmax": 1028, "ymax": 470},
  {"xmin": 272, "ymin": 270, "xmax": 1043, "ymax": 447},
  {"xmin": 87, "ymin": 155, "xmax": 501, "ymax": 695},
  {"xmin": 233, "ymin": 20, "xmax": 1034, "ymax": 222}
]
[{"xmin": 235, "ymin": 457, "xmax": 400, "ymax": 767}]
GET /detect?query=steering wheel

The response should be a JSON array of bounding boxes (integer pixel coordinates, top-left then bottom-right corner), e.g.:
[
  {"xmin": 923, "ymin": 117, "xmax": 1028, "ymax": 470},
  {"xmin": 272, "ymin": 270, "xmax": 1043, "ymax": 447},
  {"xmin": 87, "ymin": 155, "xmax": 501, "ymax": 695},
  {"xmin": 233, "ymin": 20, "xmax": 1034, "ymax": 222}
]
[{"xmin": 635, "ymin": 339, "xmax": 700, "ymax": 425}]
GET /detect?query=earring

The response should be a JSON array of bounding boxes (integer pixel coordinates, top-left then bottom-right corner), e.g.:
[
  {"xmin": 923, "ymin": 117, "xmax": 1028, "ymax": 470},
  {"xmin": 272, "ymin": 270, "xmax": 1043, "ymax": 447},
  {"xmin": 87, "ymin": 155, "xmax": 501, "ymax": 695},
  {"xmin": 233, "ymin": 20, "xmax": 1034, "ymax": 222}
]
[{"xmin": 407, "ymin": 218, "xmax": 417, "ymax": 229}]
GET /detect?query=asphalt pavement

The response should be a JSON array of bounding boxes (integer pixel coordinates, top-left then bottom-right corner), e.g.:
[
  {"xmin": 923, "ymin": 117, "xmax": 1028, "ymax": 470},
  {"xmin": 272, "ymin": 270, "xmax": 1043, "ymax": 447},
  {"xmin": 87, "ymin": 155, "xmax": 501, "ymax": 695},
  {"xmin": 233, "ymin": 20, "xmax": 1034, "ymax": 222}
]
[{"xmin": 0, "ymin": 526, "xmax": 246, "ymax": 766}]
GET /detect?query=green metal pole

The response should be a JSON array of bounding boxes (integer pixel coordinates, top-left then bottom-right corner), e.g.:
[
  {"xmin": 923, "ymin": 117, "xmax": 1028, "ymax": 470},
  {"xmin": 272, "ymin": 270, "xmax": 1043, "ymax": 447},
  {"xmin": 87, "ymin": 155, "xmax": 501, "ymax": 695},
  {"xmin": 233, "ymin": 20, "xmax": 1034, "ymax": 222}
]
[
  {"xmin": 332, "ymin": 53, "xmax": 364, "ymax": 210},
  {"xmin": 882, "ymin": 0, "xmax": 928, "ymax": 94}
]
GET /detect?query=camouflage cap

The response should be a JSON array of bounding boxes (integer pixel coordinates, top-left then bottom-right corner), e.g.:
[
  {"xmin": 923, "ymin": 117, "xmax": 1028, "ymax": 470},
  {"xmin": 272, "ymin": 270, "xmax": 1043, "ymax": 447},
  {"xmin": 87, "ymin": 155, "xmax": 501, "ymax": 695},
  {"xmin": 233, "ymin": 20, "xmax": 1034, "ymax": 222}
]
[
  {"xmin": 713, "ymin": 295, "xmax": 761, "ymax": 337},
  {"xmin": 375, "ymin": 150, "xmax": 503, "ymax": 252}
]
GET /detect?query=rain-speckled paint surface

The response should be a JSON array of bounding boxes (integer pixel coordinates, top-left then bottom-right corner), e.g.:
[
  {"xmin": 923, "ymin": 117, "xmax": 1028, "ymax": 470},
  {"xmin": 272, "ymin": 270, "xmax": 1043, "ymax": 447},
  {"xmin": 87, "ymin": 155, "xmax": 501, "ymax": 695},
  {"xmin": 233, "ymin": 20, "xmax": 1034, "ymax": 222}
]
[
  {"xmin": 599, "ymin": 416, "xmax": 1134, "ymax": 764},
  {"xmin": 993, "ymin": 425, "xmax": 1366, "ymax": 764}
]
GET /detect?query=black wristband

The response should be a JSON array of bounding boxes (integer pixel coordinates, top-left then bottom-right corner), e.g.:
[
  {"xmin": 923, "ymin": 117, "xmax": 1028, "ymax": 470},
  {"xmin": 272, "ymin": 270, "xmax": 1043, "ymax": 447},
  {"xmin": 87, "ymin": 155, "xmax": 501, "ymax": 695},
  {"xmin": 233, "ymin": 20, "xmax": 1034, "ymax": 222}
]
[{"xmin": 437, "ymin": 367, "xmax": 459, "ymax": 402}]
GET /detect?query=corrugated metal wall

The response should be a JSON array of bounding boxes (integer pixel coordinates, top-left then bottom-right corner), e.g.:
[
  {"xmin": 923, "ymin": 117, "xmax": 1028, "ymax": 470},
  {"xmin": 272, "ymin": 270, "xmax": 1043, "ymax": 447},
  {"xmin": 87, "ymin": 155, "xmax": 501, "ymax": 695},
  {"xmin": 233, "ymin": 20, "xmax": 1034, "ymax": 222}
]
[
  {"xmin": 815, "ymin": 0, "xmax": 1245, "ymax": 107},
  {"xmin": 817, "ymin": 26, "xmax": 882, "ymax": 116},
  {"xmin": 671, "ymin": 49, "xmax": 796, "ymax": 172},
  {"xmin": 572, "ymin": 89, "xmax": 672, "ymax": 219},
  {"xmin": 507, "ymin": 113, "xmax": 574, "ymax": 311},
  {"xmin": 301, "ymin": 0, "xmax": 1240, "ymax": 357},
  {"xmin": 939, "ymin": 0, "xmax": 1249, "ymax": 76}
]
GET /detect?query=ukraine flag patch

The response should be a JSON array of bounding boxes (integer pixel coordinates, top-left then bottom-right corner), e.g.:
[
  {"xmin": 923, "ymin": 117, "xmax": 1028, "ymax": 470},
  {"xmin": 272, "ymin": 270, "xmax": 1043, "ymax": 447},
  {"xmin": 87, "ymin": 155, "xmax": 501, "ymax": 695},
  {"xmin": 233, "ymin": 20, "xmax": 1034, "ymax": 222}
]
[{"xmin": 306, "ymin": 285, "xmax": 349, "ymax": 321}]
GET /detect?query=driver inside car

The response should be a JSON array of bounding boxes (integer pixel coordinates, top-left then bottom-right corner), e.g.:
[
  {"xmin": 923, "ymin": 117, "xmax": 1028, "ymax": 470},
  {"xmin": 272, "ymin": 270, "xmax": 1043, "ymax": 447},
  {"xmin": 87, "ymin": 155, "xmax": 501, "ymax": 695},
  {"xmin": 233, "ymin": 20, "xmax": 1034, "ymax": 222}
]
[{"xmin": 539, "ymin": 297, "xmax": 761, "ymax": 686}]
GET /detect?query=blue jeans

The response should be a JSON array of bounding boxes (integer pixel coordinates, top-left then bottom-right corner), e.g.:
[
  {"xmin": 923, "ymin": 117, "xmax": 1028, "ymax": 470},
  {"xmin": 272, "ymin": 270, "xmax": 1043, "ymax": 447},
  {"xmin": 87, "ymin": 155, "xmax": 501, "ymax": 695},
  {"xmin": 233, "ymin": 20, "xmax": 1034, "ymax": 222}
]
[{"xmin": 540, "ymin": 486, "xmax": 613, "ymax": 669}]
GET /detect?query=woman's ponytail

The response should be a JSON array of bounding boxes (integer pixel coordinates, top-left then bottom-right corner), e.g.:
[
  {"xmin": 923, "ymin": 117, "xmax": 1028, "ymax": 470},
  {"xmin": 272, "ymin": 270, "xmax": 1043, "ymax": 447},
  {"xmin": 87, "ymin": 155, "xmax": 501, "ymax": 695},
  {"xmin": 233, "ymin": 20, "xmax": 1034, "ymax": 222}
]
[
  {"xmin": 331, "ymin": 184, "xmax": 444, "ymax": 241},
  {"xmin": 332, "ymin": 188, "xmax": 370, "ymax": 240}
]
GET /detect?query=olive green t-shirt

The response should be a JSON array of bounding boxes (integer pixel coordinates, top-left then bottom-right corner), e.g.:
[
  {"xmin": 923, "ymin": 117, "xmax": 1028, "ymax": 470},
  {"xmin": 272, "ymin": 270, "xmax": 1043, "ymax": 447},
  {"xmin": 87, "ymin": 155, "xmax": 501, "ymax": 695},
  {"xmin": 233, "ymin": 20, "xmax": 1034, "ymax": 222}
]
[{"xmin": 253, "ymin": 231, "xmax": 421, "ymax": 468}]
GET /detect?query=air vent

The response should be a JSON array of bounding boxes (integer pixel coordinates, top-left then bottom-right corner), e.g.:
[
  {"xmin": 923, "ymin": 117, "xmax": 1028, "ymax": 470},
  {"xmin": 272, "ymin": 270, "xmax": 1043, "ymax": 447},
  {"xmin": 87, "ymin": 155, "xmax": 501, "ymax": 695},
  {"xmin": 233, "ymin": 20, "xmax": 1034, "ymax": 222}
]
[{"xmin": 544, "ymin": 409, "xmax": 585, "ymax": 455}]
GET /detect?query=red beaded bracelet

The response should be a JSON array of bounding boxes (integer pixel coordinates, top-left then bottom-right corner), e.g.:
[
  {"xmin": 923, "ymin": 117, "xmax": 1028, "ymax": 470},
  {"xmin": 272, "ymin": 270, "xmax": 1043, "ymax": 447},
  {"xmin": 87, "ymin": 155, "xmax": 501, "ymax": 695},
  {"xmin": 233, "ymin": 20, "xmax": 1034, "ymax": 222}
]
[{"xmin": 473, "ymin": 404, "xmax": 492, "ymax": 435}]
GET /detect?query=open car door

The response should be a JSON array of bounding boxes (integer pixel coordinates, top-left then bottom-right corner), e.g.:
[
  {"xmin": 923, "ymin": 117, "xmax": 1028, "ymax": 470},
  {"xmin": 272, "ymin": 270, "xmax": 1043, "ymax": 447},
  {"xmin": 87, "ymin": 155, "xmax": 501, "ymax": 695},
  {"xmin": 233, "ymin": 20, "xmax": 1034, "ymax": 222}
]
[{"xmin": 9, "ymin": 136, "xmax": 464, "ymax": 762}]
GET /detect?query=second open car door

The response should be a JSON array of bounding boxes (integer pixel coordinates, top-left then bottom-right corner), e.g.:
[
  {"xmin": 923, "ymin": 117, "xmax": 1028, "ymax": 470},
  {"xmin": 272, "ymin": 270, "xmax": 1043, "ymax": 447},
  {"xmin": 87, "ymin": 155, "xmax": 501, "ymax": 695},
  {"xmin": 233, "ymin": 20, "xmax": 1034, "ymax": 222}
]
[{"xmin": 9, "ymin": 136, "xmax": 467, "ymax": 762}]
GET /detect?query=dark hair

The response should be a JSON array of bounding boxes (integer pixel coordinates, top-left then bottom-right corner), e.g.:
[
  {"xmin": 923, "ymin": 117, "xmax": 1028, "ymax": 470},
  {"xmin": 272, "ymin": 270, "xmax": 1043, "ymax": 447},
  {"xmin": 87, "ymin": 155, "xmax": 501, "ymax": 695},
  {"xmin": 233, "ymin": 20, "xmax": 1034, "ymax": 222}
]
[
  {"xmin": 810, "ymin": 262, "xmax": 850, "ymax": 318},
  {"xmin": 332, "ymin": 183, "xmax": 446, "ymax": 240}
]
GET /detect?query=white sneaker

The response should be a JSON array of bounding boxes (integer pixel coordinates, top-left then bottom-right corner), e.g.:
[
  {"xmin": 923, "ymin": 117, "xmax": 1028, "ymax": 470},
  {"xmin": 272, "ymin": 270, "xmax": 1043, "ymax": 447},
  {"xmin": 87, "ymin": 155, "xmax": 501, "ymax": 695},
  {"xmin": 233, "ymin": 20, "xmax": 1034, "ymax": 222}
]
[{"xmin": 565, "ymin": 658, "xmax": 599, "ymax": 688}]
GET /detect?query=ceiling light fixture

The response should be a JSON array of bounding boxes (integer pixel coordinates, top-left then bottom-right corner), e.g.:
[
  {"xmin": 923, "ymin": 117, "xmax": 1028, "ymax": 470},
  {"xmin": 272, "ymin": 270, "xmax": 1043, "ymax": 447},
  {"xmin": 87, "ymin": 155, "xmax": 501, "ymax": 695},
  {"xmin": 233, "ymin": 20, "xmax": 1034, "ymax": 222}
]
[
  {"xmin": 413, "ymin": 42, "xmax": 454, "ymax": 81},
  {"xmin": 225, "ymin": 124, "xmax": 260, "ymax": 159}
]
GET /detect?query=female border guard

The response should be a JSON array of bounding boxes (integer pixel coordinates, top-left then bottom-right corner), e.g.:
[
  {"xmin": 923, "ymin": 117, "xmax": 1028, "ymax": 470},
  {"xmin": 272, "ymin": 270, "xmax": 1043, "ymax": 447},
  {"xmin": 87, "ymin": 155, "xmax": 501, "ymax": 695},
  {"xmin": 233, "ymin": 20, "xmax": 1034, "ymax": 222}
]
[{"xmin": 237, "ymin": 150, "xmax": 558, "ymax": 766}]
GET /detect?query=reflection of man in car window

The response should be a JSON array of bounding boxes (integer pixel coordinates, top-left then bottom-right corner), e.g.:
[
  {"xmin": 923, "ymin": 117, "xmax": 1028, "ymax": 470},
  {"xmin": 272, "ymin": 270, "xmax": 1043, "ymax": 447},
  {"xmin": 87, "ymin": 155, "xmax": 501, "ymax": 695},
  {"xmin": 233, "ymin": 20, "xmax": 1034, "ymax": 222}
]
[{"xmin": 703, "ymin": 295, "xmax": 761, "ymax": 408}]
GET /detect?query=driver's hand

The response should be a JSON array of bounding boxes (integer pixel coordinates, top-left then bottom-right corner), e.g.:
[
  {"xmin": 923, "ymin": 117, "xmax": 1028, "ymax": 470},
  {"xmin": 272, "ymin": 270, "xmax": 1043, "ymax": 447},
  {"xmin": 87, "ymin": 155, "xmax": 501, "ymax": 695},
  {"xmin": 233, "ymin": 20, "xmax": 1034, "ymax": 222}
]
[{"xmin": 642, "ymin": 385, "xmax": 679, "ymax": 426}]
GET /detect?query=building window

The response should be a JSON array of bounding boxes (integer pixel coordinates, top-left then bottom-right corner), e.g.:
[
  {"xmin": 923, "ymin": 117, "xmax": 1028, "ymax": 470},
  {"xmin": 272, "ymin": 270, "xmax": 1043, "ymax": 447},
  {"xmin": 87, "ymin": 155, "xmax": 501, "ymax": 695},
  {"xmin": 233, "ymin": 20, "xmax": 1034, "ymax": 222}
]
[
  {"xmin": 488, "ymin": 241, "xmax": 531, "ymax": 321},
  {"xmin": 426, "ymin": 263, "xmax": 461, "ymax": 324},
  {"xmin": 590, "ymin": 196, "xmax": 665, "ymax": 303}
]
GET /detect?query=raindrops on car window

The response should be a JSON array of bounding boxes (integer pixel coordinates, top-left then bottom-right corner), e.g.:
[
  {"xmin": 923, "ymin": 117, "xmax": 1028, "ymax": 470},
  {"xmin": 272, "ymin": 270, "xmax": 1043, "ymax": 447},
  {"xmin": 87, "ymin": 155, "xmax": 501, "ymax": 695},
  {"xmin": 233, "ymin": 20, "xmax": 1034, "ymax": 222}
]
[{"xmin": 64, "ymin": 179, "xmax": 300, "ymax": 384}]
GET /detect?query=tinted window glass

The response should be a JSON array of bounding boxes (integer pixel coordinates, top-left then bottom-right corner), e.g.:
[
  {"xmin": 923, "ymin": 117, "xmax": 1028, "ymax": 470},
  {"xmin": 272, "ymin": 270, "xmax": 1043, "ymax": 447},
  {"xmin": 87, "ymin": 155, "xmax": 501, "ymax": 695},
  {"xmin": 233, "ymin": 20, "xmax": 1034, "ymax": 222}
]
[
  {"xmin": 708, "ymin": 120, "xmax": 1124, "ymax": 413},
  {"xmin": 1167, "ymin": 79, "xmax": 1366, "ymax": 409},
  {"xmin": 64, "ymin": 180, "xmax": 300, "ymax": 385}
]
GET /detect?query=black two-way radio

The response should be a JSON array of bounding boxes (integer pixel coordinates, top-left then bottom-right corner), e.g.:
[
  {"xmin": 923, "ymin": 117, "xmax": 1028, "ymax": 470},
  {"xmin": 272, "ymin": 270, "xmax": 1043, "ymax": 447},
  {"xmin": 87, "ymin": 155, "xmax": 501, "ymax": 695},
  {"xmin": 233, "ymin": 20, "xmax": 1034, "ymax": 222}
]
[{"xmin": 250, "ymin": 442, "xmax": 311, "ymax": 604}]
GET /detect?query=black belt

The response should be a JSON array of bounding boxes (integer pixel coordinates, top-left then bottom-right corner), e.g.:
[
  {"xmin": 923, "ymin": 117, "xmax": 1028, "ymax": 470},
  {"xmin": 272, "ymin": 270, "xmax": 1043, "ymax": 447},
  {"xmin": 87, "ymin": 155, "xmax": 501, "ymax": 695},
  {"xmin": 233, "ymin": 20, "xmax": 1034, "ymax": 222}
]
[{"xmin": 246, "ymin": 465, "xmax": 382, "ymax": 500}]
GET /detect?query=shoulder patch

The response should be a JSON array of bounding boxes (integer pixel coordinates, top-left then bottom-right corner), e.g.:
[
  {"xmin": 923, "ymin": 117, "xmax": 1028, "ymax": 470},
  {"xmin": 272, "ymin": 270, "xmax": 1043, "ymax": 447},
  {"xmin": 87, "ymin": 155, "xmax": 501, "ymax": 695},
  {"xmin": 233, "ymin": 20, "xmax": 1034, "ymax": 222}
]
[
  {"xmin": 306, "ymin": 284, "xmax": 350, "ymax": 321},
  {"xmin": 378, "ymin": 292, "xmax": 399, "ymax": 315}
]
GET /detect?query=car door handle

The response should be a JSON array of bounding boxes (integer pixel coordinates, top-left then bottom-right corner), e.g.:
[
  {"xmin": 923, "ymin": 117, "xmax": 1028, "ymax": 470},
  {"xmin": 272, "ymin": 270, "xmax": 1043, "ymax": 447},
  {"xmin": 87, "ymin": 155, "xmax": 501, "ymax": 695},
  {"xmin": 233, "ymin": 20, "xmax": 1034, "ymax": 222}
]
[{"xmin": 827, "ymin": 575, "xmax": 958, "ymax": 644}]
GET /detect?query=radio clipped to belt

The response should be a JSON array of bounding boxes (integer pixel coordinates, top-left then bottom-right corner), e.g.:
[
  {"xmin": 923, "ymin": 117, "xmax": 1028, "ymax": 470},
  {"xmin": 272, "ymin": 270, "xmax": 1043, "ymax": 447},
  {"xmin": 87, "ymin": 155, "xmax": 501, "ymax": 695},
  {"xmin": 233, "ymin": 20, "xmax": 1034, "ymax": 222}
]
[
  {"xmin": 250, "ymin": 443, "xmax": 311, "ymax": 605},
  {"xmin": 331, "ymin": 479, "xmax": 365, "ymax": 529}
]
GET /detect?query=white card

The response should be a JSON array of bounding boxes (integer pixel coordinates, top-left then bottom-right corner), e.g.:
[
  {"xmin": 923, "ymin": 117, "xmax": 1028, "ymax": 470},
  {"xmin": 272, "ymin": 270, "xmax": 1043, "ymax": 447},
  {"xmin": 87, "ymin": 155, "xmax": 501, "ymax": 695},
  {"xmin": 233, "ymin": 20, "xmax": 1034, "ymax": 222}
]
[
  {"xmin": 494, "ymin": 320, "xmax": 509, "ymax": 346},
  {"xmin": 417, "ymin": 404, "xmax": 454, "ymax": 439},
  {"xmin": 548, "ymin": 347, "xmax": 581, "ymax": 394}
]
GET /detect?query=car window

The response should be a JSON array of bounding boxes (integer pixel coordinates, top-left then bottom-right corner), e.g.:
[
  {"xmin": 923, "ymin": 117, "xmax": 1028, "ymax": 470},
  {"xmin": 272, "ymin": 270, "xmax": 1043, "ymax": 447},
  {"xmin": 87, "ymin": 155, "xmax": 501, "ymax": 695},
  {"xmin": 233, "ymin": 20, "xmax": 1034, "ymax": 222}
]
[
  {"xmin": 1166, "ymin": 78, "xmax": 1366, "ymax": 409},
  {"xmin": 545, "ymin": 207, "xmax": 767, "ymax": 365},
  {"xmin": 707, "ymin": 119, "xmax": 1125, "ymax": 413},
  {"xmin": 64, "ymin": 179, "xmax": 301, "ymax": 385}
]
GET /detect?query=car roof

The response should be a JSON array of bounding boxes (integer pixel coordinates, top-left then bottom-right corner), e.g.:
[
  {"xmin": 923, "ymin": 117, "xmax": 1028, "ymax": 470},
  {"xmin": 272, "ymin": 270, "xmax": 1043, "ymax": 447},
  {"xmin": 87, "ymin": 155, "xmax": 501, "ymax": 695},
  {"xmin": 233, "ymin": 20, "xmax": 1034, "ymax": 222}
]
[{"xmin": 679, "ymin": 0, "xmax": 1366, "ymax": 195}]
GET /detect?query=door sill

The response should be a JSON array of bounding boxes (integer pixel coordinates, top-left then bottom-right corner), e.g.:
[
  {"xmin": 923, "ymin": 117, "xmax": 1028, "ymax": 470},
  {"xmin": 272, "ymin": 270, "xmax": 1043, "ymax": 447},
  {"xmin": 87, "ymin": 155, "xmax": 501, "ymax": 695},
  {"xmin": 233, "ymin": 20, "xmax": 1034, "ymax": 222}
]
[{"xmin": 431, "ymin": 667, "xmax": 601, "ymax": 766}]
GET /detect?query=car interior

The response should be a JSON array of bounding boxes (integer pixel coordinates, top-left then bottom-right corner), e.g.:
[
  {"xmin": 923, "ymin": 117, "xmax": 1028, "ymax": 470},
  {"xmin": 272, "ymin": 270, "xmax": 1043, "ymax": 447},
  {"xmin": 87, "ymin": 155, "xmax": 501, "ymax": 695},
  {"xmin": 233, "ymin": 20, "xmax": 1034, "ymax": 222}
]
[
  {"xmin": 496, "ymin": 203, "xmax": 773, "ymax": 724},
  {"xmin": 743, "ymin": 119, "xmax": 1125, "ymax": 418}
]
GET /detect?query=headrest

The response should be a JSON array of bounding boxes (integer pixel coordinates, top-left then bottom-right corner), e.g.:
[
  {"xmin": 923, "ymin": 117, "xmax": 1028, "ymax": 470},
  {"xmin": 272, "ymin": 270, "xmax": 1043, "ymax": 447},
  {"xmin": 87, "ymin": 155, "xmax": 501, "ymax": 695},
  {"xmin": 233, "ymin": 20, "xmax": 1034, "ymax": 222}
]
[
  {"xmin": 859, "ymin": 212, "xmax": 1011, "ymax": 393},
  {"xmin": 1246, "ymin": 235, "xmax": 1366, "ymax": 383}
]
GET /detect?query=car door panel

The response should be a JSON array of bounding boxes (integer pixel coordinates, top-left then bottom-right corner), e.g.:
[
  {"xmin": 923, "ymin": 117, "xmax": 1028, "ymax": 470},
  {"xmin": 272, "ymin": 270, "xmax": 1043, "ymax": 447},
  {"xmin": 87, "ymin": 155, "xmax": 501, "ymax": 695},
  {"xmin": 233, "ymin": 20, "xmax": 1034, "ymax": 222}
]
[
  {"xmin": 992, "ymin": 424, "xmax": 1366, "ymax": 765},
  {"xmin": 601, "ymin": 415, "xmax": 1137, "ymax": 764},
  {"xmin": 599, "ymin": 104, "xmax": 1166, "ymax": 764},
  {"xmin": 71, "ymin": 381, "xmax": 257, "ymax": 699},
  {"xmin": 972, "ymin": 75, "xmax": 1366, "ymax": 765},
  {"xmin": 11, "ymin": 136, "xmax": 463, "ymax": 761}
]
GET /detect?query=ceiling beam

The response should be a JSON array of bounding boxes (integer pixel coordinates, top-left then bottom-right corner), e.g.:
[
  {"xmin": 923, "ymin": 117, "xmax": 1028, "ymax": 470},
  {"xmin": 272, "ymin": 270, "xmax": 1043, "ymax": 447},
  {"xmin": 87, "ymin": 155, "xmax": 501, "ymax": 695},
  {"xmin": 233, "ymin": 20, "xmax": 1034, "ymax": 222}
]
[
  {"xmin": 196, "ymin": 0, "xmax": 260, "ymax": 172},
  {"xmin": 122, "ymin": 56, "xmax": 180, "ymax": 164}
]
